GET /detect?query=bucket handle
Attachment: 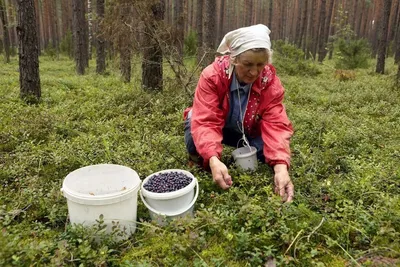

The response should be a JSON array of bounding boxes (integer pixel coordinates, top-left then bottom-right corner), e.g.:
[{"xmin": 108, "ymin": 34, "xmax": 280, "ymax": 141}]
[{"xmin": 140, "ymin": 178, "xmax": 199, "ymax": 217}]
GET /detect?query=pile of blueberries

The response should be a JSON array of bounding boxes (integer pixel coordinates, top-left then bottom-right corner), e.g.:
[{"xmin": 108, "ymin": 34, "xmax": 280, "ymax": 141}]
[{"xmin": 143, "ymin": 171, "xmax": 193, "ymax": 193}]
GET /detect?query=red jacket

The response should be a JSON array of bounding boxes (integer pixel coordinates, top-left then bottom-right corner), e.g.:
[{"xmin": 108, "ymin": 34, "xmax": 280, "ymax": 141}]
[{"xmin": 184, "ymin": 55, "xmax": 293, "ymax": 168}]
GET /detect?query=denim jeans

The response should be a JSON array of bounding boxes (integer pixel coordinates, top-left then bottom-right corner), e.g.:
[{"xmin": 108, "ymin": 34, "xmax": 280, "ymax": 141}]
[{"xmin": 184, "ymin": 114, "xmax": 265, "ymax": 162}]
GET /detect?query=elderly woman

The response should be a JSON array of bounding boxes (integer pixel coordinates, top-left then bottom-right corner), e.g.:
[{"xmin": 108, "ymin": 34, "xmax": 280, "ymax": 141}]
[{"xmin": 184, "ymin": 24, "xmax": 294, "ymax": 202}]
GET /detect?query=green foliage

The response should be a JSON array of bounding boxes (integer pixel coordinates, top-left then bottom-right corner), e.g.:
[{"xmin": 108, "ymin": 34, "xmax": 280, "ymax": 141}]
[
  {"xmin": 59, "ymin": 31, "xmax": 73, "ymax": 58},
  {"xmin": 272, "ymin": 40, "xmax": 321, "ymax": 76},
  {"xmin": 0, "ymin": 56, "xmax": 399, "ymax": 266},
  {"xmin": 184, "ymin": 29, "xmax": 197, "ymax": 57},
  {"xmin": 334, "ymin": 38, "xmax": 371, "ymax": 70},
  {"xmin": 43, "ymin": 44, "xmax": 57, "ymax": 60}
]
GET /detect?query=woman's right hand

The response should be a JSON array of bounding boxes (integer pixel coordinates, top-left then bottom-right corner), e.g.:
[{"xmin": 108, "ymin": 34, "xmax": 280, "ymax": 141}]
[{"xmin": 209, "ymin": 156, "xmax": 232, "ymax": 189}]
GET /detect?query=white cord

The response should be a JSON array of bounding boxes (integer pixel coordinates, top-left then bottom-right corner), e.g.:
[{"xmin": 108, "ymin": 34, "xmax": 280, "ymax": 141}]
[{"xmin": 235, "ymin": 76, "xmax": 251, "ymax": 149}]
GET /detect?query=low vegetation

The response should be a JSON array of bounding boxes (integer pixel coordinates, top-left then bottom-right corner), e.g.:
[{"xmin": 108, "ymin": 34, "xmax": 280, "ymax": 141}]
[{"xmin": 0, "ymin": 54, "xmax": 399, "ymax": 266}]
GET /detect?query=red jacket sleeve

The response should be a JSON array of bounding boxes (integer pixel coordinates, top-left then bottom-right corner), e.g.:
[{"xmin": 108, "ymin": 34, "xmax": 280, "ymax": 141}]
[
  {"xmin": 260, "ymin": 75, "xmax": 294, "ymax": 167},
  {"xmin": 191, "ymin": 66, "xmax": 225, "ymax": 168}
]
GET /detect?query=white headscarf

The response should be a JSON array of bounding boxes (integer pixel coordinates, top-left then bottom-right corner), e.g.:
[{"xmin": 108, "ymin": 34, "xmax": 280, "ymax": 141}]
[
  {"xmin": 217, "ymin": 24, "xmax": 271, "ymax": 57},
  {"xmin": 217, "ymin": 24, "xmax": 271, "ymax": 78}
]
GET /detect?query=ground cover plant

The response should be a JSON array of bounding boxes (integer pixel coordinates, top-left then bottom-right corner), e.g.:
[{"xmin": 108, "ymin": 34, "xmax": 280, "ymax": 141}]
[{"xmin": 0, "ymin": 55, "xmax": 399, "ymax": 266}]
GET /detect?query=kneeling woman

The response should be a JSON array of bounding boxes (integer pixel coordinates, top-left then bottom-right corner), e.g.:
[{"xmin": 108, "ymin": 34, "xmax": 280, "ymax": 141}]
[{"xmin": 184, "ymin": 24, "xmax": 294, "ymax": 202}]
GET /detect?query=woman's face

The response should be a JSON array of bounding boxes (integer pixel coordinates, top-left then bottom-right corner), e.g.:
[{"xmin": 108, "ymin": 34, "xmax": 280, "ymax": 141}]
[{"xmin": 234, "ymin": 50, "xmax": 269, "ymax": 84}]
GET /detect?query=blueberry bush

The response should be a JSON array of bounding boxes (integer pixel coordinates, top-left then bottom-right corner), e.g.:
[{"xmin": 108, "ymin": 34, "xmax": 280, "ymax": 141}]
[{"xmin": 0, "ymin": 54, "xmax": 399, "ymax": 266}]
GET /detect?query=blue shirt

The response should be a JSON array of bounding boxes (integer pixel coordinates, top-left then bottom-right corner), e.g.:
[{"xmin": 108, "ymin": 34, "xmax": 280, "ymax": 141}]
[{"xmin": 225, "ymin": 72, "xmax": 252, "ymax": 133}]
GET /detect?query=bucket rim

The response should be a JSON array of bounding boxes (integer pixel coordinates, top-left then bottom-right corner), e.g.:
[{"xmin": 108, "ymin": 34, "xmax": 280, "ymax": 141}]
[
  {"xmin": 61, "ymin": 164, "xmax": 141, "ymax": 205},
  {"xmin": 232, "ymin": 146, "xmax": 257, "ymax": 159},
  {"xmin": 140, "ymin": 178, "xmax": 199, "ymax": 217},
  {"xmin": 141, "ymin": 169, "xmax": 196, "ymax": 200}
]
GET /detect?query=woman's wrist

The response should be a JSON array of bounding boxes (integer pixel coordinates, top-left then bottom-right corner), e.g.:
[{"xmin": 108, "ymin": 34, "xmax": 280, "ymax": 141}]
[{"xmin": 273, "ymin": 164, "xmax": 287, "ymax": 173}]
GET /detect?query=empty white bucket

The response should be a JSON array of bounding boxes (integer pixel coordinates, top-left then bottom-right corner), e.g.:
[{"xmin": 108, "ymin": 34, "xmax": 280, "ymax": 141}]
[
  {"xmin": 232, "ymin": 146, "xmax": 258, "ymax": 171},
  {"xmin": 140, "ymin": 169, "xmax": 199, "ymax": 226},
  {"xmin": 61, "ymin": 164, "xmax": 141, "ymax": 240}
]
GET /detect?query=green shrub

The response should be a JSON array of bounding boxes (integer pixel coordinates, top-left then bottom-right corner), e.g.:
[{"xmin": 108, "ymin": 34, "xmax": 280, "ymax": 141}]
[
  {"xmin": 60, "ymin": 31, "xmax": 73, "ymax": 58},
  {"xmin": 273, "ymin": 40, "xmax": 321, "ymax": 76},
  {"xmin": 184, "ymin": 29, "xmax": 197, "ymax": 57},
  {"xmin": 334, "ymin": 38, "xmax": 371, "ymax": 70},
  {"xmin": 43, "ymin": 44, "xmax": 57, "ymax": 59}
]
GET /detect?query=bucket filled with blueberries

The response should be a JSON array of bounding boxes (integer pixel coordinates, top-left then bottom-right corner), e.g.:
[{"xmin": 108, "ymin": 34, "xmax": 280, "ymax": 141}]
[{"xmin": 140, "ymin": 169, "xmax": 199, "ymax": 226}]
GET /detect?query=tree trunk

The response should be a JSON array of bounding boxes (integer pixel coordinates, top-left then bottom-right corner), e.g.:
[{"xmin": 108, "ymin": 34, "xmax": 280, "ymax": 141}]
[
  {"xmin": 397, "ymin": 60, "xmax": 400, "ymax": 85},
  {"xmin": 298, "ymin": 0, "xmax": 308, "ymax": 49},
  {"xmin": 119, "ymin": 3, "xmax": 131, "ymax": 83},
  {"xmin": 87, "ymin": 0, "xmax": 92, "ymax": 60},
  {"xmin": 142, "ymin": 0, "xmax": 165, "ymax": 91},
  {"xmin": 318, "ymin": 0, "xmax": 329, "ymax": 63},
  {"xmin": 17, "ymin": 0, "xmax": 41, "ymax": 101},
  {"xmin": 324, "ymin": 0, "xmax": 335, "ymax": 58},
  {"xmin": 72, "ymin": 0, "xmax": 86, "ymax": 75},
  {"xmin": 174, "ymin": 0, "xmax": 184, "ymax": 57},
  {"xmin": 202, "ymin": 0, "xmax": 216, "ymax": 67},
  {"xmin": 196, "ymin": 0, "xmax": 203, "ymax": 64},
  {"xmin": 120, "ymin": 46, "xmax": 131, "ymax": 83},
  {"xmin": 376, "ymin": 0, "xmax": 392, "ymax": 74},
  {"xmin": 395, "ymin": 8, "xmax": 400, "ymax": 63},
  {"xmin": 95, "ymin": 0, "xmax": 105, "ymax": 74},
  {"xmin": 0, "ymin": 0, "xmax": 10, "ymax": 62},
  {"xmin": 268, "ymin": 0, "xmax": 272, "ymax": 29}
]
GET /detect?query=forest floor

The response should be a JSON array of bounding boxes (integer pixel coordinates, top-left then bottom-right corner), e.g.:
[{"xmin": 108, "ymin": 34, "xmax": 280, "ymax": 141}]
[{"xmin": 0, "ymin": 55, "xmax": 399, "ymax": 266}]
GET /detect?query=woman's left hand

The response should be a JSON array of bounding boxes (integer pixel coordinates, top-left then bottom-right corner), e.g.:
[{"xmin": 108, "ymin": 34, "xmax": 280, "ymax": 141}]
[{"xmin": 273, "ymin": 164, "xmax": 294, "ymax": 203}]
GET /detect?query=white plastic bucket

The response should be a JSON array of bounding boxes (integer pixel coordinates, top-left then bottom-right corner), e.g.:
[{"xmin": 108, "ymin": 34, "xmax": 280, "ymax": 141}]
[
  {"xmin": 140, "ymin": 169, "xmax": 199, "ymax": 226},
  {"xmin": 61, "ymin": 164, "xmax": 141, "ymax": 240},
  {"xmin": 232, "ymin": 146, "xmax": 258, "ymax": 171}
]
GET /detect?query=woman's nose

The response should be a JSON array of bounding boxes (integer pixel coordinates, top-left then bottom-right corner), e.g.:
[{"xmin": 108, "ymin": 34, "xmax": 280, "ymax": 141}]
[{"xmin": 249, "ymin": 67, "xmax": 258, "ymax": 76}]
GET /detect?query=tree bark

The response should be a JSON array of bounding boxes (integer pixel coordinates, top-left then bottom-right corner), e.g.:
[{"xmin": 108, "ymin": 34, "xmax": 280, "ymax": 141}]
[
  {"xmin": 142, "ymin": 0, "xmax": 165, "ymax": 91},
  {"xmin": 376, "ymin": 0, "xmax": 392, "ymax": 74},
  {"xmin": 174, "ymin": 0, "xmax": 184, "ymax": 57},
  {"xmin": 318, "ymin": 0, "xmax": 329, "ymax": 63},
  {"xmin": 395, "ymin": 8, "xmax": 400, "ymax": 63},
  {"xmin": 96, "ymin": 0, "xmax": 105, "ymax": 74},
  {"xmin": 268, "ymin": 0, "xmax": 272, "ymax": 30},
  {"xmin": 0, "ymin": 0, "xmax": 10, "ymax": 62},
  {"xmin": 202, "ymin": 0, "xmax": 216, "ymax": 67},
  {"xmin": 72, "ymin": 0, "xmax": 86, "ymax": 75},
  {"xmin": 397, "ymin": 60, "xmax": 400, "ymax": 85},
  {"xmin": 196, "ymin": 0, "xmax": 203, "ymax": 64},
  {"xmin": 17, "ymin": 0, "xmax": 41, "ymax": 101}
]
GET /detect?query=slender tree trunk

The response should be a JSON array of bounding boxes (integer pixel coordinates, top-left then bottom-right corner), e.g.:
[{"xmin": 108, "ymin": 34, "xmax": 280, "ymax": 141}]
[
  {"xmin": 298, "ymin": 0, "xmax": 308, "ymax": 49},
  {"xmin": 397, "ymin": 60, "xmax": 400, "ymax": 85},
  {"xmin": 0, "ymin": 0, "xmax": 10, "ymax": 62},
  {"xmin": 202, "ymin": 0, "xmax": 216, "ymax": 67},
  {"xmin": 318, "ymin": 0, "xmax": 329, "ymax": 63},
  {"xmin": 376, "ymin": 0, "xmax": 392, "ymax": 74},
  {"xmin": 142, "ymin": 0, "xmax": 165, "ymax": 91},
  {"xmin": 72, "ymin": 0, "xmax": 86, "ymax": 75},
  {"xmin": 196, "ymin": 0, "xmax": 203, "ymax": 64},
  {"xmin": 174, "ymin": 0, "xmax": 184, "ymax": 57},
  {"xmin": 96, "ymin": 0, "xmax": 105, "ymax": 74},
  {"xmin": 17, "ymin": 0, "xmax": 41, "ymax": 101},
  {"xmin": 356, "ymin": 0, "xmax": 364, "ymax": 36},
  {"xmin": 395, "ymin": 8, "xmax": 400, "ymax": 63},
  {"xmin": 87, "ymin": 0, "xmax": 92, "ymax": 60},
  {"xmin": 119, "ymin": 3, "xmax": 131, "ymax": 82},
  {"xmin": 268, "ymin": 0, "xmax": 272, "ymax": 29}
]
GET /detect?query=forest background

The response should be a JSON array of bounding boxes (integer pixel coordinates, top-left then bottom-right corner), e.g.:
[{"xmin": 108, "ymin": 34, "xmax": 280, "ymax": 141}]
[{"xmin": 1, "ymin": 0, "xmax": 400, "ymax": 266}]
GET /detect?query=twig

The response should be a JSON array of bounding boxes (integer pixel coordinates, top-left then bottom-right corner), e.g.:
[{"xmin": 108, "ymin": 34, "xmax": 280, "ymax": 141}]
[
  {"xmin": 284, "ymin": 229, "xmax": 304, "ymax": 255},
  {"xmin": 188, "ymin": 245, "xmax": 209, "ymax": 267},
  {"xmin": 321, "ymin": 234, "xmax": 361, "ymax": 267},
  {"xmin": 307, "ymin": 217, "xmax": 325, "ymax": 242}
]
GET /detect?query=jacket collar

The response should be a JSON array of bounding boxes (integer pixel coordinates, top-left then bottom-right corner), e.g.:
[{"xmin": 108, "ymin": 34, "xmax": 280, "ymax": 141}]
[{"xmin": 216, "ymin": 55, "xmax": 274, "ymax": 94}]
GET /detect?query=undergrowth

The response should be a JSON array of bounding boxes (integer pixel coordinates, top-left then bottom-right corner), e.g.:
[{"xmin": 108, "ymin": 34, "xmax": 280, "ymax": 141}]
[{"xmin": 0, "ymin": 55, "xmax": 399, "ymax": 266}]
